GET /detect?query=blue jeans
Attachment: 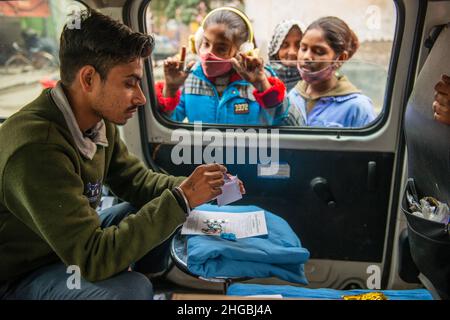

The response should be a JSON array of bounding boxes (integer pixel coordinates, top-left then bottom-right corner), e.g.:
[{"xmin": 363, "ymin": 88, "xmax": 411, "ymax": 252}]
[{"xmin": 1, "ymin": 202, "xmax": 174, "ymax": 300}]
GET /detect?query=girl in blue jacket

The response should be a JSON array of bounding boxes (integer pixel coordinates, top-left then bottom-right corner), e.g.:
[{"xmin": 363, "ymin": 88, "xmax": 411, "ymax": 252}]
[
  {"xmin": 289, "ymin": 16, "xmax": 376, "ymax": 128},
  {"xmin": 156, "ymin": 7, "xmax": 303, "ymax": 126}
]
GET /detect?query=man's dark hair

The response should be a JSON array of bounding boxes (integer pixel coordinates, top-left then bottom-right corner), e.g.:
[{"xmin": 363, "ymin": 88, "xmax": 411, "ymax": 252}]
[{"xmin": 59, "ymin": 9, "xmax": 154, "ymax": 86}]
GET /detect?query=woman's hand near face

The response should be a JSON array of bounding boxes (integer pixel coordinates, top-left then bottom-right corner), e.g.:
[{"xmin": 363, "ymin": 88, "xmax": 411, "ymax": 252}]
[
  {"xmin": 163, "ymin": 56, "xmax": 195, "ymax": 97},
  {"xmin": 231, "ymin": 53, "xmax": 271, "ymax": 92}
]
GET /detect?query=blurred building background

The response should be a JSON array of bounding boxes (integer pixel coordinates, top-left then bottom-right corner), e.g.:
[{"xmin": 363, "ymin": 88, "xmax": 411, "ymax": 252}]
[{"xmin": 0, "ymin": 0, "xmax": 82, "ymax": 119}]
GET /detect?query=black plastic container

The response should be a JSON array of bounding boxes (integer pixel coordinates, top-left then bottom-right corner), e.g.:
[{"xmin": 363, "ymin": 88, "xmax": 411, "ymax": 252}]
[{"xmin": 402, "ymin": 193, "xmax": 450, "ymax": 300}]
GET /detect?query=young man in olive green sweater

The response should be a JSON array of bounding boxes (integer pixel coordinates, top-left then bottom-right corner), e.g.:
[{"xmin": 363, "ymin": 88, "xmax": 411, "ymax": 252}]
[{"xmin": 0, "ymin": 10, "xmax": 243, "ymax": 300}]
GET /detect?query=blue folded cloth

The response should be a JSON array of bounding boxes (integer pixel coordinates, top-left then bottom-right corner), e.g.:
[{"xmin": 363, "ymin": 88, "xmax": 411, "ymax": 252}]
[
  {"xmin": 227, "ymin": 283, "xmax": 434, "ymax": 300},
  {"xmin": 187, "ymin": 204, "xmax": 310, "ymax": 284}
]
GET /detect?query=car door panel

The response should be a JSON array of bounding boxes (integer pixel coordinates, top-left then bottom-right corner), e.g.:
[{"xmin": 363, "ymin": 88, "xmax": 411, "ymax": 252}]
[{"xmin": 153, "ymin": 144, "xmax": 394, "ymax": 262}]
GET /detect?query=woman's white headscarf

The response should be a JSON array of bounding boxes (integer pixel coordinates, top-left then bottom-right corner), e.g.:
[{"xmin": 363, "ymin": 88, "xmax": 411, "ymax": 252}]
[{"xmin": 268, "ymin": 19, "xmax": 305, "ymax": 60}]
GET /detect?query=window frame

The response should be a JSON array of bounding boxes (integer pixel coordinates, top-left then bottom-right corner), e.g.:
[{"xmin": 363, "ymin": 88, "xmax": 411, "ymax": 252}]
[{"xmin": 134, "ymin": 0, "xmax": 404, "ymax": 137}]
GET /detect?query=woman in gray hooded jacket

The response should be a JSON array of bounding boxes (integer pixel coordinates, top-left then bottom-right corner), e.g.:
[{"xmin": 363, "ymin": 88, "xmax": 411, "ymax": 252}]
[{"xmin": 268, "ymin": 20, "xmax": 305, "ymax": 92}]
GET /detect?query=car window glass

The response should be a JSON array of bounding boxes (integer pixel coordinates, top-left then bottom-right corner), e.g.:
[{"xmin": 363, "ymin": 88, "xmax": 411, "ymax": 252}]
[{"xmin": 146, "ymin": 0, "xmax": 395, "ymax": 130}]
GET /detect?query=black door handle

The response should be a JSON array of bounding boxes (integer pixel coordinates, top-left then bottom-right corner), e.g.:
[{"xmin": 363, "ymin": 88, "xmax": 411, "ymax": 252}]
[
  {"xmin": 368, "ymin": 161, "xmax": 377, "ymax": 191},
  {"xmin": 310, "ymin": 177, "xmax": 336, "ymax": 208}
]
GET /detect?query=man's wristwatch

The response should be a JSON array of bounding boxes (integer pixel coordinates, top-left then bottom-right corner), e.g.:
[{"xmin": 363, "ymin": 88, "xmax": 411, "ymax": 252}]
[{"xmin": 172, "ymin": 186, "xmax": 191, "ymax": 216}]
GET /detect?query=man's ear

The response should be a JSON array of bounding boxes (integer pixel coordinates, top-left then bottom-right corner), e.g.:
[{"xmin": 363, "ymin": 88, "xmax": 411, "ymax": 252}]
[{"xmin": 78, "ymin": 65, "xmax": 98, "ymax": 92}]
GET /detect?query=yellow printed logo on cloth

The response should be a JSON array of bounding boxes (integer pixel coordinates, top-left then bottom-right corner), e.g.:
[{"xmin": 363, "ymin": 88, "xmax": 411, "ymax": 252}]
[
  {"xmin": 234, "ymin": 103, "xmax": 249, "ymax": 114},
  {"xmin": 342, "ymin": 292, "xmax": 387, "ymax": 300}
]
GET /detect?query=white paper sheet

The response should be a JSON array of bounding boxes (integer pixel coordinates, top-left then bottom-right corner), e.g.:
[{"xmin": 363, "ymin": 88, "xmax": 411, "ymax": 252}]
[
  {"xmin": 216, "ymin": 175, "xmax": 242, "ymax": 206},
  {"xmin": 181, "ymin": 210, "xmax": 268, "ymax": 239}
]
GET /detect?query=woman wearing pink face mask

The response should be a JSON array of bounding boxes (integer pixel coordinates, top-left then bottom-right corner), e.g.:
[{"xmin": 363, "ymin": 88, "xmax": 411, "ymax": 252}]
[
  {"xmin": 155, "ymin": 7, "xmax": 303, "ymax": 126},
  {"xmin": 288, "ymin": 17, "xmax": 375, "ymax": 128}
]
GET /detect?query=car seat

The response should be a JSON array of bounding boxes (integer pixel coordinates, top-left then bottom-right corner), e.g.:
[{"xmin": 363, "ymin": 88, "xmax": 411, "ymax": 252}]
[{"xmin": 402, "ymin": 23, "xmax": 450, "ymax": 300}]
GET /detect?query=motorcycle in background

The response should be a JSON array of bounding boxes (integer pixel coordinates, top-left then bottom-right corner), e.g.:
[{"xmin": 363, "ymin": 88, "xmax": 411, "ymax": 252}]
[{"xmin": 4, "ymin": 29, "xmax": 58, "ymax": 74}]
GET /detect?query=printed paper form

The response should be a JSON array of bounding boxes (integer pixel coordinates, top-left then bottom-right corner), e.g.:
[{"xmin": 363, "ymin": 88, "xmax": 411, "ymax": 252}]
[{"xmin": 181, "ymin": 210, "xmax": 268, "ymax": 239}]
